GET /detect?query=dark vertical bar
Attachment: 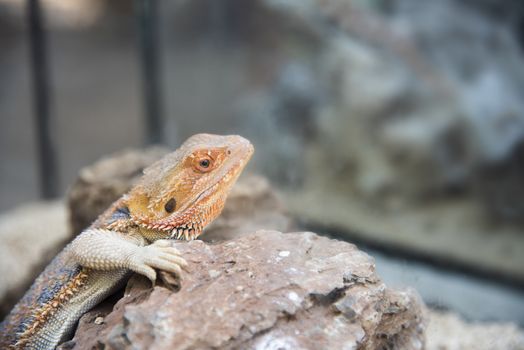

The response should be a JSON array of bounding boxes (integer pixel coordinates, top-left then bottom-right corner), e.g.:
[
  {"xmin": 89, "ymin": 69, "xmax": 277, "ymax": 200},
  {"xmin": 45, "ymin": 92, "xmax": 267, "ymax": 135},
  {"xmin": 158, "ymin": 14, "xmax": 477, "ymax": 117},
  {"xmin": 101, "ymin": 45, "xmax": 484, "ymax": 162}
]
[
  {"xmin": 209, "ymin": 0, "xmax": 228, "ymax": 44},
  {"xmin": 135, "ymin": 0, "xmax": 164, "ymax": 145},
  {"xmin": 27, "ymin": 0, "xmax": 59, "ymax": 198}
]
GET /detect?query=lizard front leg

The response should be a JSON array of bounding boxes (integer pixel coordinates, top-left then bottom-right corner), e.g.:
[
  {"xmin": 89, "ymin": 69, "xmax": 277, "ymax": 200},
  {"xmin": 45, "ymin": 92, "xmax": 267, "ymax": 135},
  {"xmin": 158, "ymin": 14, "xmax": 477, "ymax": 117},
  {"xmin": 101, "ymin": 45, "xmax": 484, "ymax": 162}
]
[{"xmin": 69, "ymin": 229, "xmax": 188, "ymax": 283}]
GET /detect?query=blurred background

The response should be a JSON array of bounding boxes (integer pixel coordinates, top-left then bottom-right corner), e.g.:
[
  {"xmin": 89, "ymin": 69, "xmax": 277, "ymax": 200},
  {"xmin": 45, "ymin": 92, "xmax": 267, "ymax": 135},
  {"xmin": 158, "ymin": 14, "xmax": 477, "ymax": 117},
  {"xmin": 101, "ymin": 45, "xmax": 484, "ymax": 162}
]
[{"xmin": 1, "ymin": 0, "xmax": 524, "ymax": 337}]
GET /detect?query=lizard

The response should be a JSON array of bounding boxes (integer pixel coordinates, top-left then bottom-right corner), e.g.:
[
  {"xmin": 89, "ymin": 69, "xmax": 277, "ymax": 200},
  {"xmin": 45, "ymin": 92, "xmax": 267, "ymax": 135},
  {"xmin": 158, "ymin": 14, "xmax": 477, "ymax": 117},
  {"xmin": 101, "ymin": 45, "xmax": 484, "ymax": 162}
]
[{"xmin": 0, "ymin": 133, "xmax": 254, "ymax": 350}]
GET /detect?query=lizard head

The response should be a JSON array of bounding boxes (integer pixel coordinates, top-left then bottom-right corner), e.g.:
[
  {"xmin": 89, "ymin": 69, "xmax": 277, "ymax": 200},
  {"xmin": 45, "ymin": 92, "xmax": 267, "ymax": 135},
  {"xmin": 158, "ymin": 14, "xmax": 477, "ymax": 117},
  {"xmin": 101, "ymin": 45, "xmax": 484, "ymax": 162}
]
[{"xmin": 126, "ymin": 134, "xmax": 254, "ymax": 240}]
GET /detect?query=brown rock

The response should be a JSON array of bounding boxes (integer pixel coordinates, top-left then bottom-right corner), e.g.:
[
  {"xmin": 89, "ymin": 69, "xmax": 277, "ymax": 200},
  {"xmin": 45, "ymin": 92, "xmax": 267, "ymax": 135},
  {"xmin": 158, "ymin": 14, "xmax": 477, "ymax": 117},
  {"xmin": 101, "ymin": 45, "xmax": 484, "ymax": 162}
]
[
  {"xmin": 204, "ymin": 175, "xmax": 295, "ymax": 241},
  {"xmin": 66, "ymin": 231, "xmax": 426, "ymax": 350},
  {"xmin": 68, "ymin": 147, "xmax": 294, "ymax": 240}
]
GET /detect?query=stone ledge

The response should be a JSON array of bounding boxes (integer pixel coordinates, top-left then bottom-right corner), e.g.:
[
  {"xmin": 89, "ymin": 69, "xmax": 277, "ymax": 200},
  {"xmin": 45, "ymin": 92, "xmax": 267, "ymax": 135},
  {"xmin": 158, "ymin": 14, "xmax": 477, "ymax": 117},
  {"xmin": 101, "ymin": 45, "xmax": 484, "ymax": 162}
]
[{"xmin": 61, "ymin": 230, "xmax": 426, "ymax": 350}]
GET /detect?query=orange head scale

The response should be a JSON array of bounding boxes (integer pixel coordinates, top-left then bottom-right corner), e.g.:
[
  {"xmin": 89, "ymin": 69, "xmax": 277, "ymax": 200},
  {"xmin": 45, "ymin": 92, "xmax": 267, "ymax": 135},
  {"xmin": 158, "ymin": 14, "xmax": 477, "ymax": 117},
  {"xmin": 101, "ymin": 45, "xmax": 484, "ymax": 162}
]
[{"xmin": 125, "ymin": 134, "xmax": 254, "ymax": 240}]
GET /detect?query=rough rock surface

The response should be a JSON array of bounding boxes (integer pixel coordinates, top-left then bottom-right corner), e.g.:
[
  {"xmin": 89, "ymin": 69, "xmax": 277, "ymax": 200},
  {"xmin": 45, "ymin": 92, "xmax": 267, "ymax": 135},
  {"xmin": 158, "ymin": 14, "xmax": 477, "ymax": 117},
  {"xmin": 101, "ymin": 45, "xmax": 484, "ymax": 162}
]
[
  {"xmin": 2, "ymin": 148, "xmax": 522, "ymax": 349},
  {"xmin": 0, "ymin": 201, "xmax": 68, "ymax": 319},
  {"xmin": 62, "ymin": 231, "xmax": 426, "ymax": 350},
  {"xmin": 68, "ymin": 147, "xmax": 294, "ymax": 240}
]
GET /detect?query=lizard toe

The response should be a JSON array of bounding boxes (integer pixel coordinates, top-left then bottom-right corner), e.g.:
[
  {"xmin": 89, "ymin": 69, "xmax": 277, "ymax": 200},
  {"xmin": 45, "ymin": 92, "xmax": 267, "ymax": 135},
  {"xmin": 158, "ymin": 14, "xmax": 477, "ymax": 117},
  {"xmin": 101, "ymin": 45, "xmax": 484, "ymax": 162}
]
[
  {"xmin": 147, "ymin": 257, "xmax": 183, "ymax": 277},
  {"xmin": 156, "ymin": 252, "xmax": 188, "ymax": 268},
  {"xmin": 158, "ymin": 246, "xmax": 183, "ymax": 256},
  {"xmin": 153, "ymin": 239, "xmax": 172, "ymax": 248},
  {"xmin": 132, "ymin": 263, "xmax": 157, "ymax": 284}
]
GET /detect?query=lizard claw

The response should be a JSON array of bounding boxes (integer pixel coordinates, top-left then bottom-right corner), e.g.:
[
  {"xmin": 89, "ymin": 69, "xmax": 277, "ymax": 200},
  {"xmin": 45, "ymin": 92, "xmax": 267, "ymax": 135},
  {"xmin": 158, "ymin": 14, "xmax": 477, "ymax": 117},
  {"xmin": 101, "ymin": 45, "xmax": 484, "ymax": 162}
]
[{"xmin": 127, "ymin": 240, "xmax": 188, "ymax": 284}]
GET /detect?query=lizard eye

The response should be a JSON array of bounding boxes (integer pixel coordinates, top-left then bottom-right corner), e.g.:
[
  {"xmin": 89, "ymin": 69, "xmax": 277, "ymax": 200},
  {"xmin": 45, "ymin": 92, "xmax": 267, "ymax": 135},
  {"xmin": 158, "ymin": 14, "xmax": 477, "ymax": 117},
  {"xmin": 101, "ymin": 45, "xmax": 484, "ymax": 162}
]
[
  {"xmin": 164, "ymin": 198, "xmax": 176, "ymax": 213},
  {"xmin": 195, "ymin": 156, "xmax": 213, "ymax": 172}
]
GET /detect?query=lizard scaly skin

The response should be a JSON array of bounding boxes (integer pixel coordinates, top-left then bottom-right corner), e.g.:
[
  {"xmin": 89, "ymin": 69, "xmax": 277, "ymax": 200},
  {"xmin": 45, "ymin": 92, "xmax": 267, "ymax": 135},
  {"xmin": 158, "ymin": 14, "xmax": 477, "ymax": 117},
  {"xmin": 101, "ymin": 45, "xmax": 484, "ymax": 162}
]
[{"xmin": 0, "ymin": 134, "xmax": 254, "ymax": 349}]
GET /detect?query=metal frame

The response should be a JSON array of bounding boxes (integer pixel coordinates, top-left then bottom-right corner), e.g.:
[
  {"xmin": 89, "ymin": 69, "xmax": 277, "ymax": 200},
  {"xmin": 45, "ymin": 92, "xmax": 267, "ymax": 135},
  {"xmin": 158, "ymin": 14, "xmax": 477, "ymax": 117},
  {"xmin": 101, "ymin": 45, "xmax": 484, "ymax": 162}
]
[
  {"xmin": 135, "ymin": 0, "xmax": 164, "ymax": 145},
  {"xmin": 26, "ymin": 0, "xmax": 164, "ymax": 198},
  {"xmin": 27, "ymin": 0, "xmax": 58, "ymax": 198}
]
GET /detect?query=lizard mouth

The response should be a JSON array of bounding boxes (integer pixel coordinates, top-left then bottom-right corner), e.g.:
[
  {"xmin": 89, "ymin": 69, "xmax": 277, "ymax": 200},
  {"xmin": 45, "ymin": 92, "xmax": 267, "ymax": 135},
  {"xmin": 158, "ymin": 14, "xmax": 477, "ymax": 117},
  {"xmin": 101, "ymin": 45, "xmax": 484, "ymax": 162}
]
[
  {"xmin": 166, "ymin": 173, "xmax": 233, "ymax": 241},
  {"xmin": 169, "ymin": 223, "xmax": 202, "ymax": 240},
  {"xmin": 164, "ymin": 167, "xmax": 241, "ymax": 241}
]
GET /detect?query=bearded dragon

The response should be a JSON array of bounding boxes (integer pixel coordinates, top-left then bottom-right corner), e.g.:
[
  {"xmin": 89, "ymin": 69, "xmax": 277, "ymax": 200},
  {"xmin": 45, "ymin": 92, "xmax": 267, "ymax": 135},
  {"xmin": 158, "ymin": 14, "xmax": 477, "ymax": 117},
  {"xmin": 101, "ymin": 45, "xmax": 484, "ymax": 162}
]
[{"xmin": 0, "ymin": 134, "xmax": 254, "ymax": 349}]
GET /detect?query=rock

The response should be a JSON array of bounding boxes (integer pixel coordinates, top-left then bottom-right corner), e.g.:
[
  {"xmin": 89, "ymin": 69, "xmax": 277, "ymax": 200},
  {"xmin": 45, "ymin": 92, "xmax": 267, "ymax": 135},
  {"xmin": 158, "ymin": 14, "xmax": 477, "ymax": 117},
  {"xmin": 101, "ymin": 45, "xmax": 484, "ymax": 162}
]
[
  {"xmin": 426, "ymin": 309, "xmax": 524, "ymax": 350},
  {"xmin": 0, "ymin": 201, "xmax": 69, "ymax": 319},
  {"xmin": 474, "ymin": 140, "xmax": 524, "ymax": 225},
  {"xmin": 68, "ymin": 147, "xmax": 294, "ymax": 240},
  {"xmin": 204, "ymin": 175, "xmax": 295, "ymax": 242},
  {"xmin": 2, "ymin": 148, "xmax": 292, "ymax": 320},
  {"xmin": 65, "ymin": 231, "xmax": 426, "ymax": 349}
]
